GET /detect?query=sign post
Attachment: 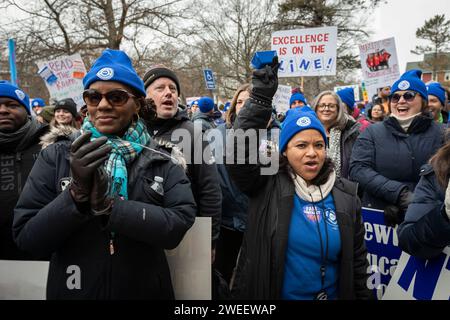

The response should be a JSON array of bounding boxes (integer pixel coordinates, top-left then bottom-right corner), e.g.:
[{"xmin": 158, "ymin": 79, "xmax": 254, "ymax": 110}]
[{"xmin": 8, "ymin": 39, "xmax": 17, "ymax": 86}]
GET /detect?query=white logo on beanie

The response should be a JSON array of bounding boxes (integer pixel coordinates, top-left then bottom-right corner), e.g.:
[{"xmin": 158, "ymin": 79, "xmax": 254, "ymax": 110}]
[
  {"xmin": 398, "ymin": 80, "xmax": 410, "ymax": 90},
  {"xmin": 96, "ymin": 67, "xmax": 114, "ymax": 80},
  {"xmin": 297, "ymin": 116, "xmax": 311, "ymax": 127},
  {"xmin": 15, "ymin": 89, "xmax": 25, "ymax": 100}
]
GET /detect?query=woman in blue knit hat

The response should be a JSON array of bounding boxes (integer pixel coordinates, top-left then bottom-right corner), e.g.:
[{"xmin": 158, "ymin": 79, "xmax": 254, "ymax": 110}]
[
  {"xmin": 350, "ymin": 70, "xmax": 445, "ymax": 226},
  {"xmin": 13, "ymin": 49, "xmax": 197, "ymax": 299},
  {"xmin": 227, "ymin": 58, "xmax": 372, "ymax": 300},
  {"xmin": 427, "ymin": 82, "xmax": 448, "ymax": 124}
]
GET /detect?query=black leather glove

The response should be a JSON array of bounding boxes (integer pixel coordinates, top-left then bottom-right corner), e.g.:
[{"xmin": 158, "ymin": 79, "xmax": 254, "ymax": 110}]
[
  {"xmin": 90, "ymin": 166, "xmax": 113, "ymax": 215},
  {"xmin": 384, "ymin": 205, "xmax": 404, "ymax": 227},
  {"xmin": 250, "ymin": 56, "xmax": 280, "ymax": 104},
  {"xmin": 69, "ymin": 131, "xmax": 111, "ymax": 204},
  {"xmin": 397, "ymin": 189, "xmax": 414, "ymax": 213}
]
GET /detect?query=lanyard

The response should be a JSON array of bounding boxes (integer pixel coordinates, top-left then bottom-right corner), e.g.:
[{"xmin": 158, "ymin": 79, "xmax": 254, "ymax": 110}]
[{"xmin": 309, "ymin": 187, "xmax": 329, "ymax": 291}]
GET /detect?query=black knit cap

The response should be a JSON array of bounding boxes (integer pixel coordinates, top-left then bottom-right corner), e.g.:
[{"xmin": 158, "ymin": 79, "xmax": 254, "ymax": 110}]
[
  {"xmin": 142, "ymin": 66, "xmax": 181, "ymax": 94},
  {"xmin": 54, "ymin": 98, "xmax": 77, "ymax": 118}
]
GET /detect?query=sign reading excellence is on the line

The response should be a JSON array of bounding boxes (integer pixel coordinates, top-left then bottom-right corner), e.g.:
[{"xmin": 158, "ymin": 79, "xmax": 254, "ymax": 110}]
[{"xmin": 271, "ymin": 26, "xmax": 338, "ymax": 77}]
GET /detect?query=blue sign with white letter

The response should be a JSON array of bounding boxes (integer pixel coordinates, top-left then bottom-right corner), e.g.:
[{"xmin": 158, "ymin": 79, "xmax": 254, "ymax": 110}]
[{"xmin": 203, "ymin": 69, "xmax": 216, "ymax": 90}]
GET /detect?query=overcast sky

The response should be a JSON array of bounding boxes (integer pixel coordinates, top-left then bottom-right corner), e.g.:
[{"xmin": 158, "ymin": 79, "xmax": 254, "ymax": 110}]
[{"xmin": 371, "ymin": 0, "xmax": 450, "ymax": 73}]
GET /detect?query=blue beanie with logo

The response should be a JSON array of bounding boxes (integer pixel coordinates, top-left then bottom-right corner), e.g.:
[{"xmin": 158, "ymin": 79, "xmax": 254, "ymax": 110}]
[
  {"xmin": 337, "ymin": 87, "xmax": 355, "ymax": 110},
  {"xmin": 198, "ymin": 96, "xmax": 215, "ymax": 113},
  {"xmin": 31, "ymin": 98, "xmax": 46, "ymax": 108},
  {"xmin": 391, "ymin": 69, "xmax": 428, "ymax": 100},
  {"xmin": 427, "ymin": 82, "xmax": 446, "ymax": 106},
  {"xmin": 0, "ymin": 80, "xmax": 31, "ymax": 114},
  {"xmin": 83, "ymin": 49, "xmax": 146, "ymax": 97},
  {"xmin": 280, "ymin": 106, "xmax": 327, "ymax": 152},
  {"xmin": 223, "ymin": 101, "xmax": 231, "ymax": 112},
  {"xmin": 289, "ymin": 93, "xmax": 308, "ymax": 107}
]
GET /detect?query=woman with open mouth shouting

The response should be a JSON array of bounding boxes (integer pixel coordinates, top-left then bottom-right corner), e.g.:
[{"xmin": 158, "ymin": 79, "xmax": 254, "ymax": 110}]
[
  {"xmin": 227, "ymin": 57, "xmax": 372, "ymax": 300},
  {"xmin": 350, "ymin": 69, "xmax": 445, "ymax": 227}
]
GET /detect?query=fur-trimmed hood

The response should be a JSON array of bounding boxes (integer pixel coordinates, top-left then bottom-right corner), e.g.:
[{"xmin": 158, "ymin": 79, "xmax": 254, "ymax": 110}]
[
  {"xmin": 39, "ymin": 125, "xmax": 187, "ymax": 171},
  {"xmin": 40, "ymin": 125, "xmax": 79, "ymax": 150}
]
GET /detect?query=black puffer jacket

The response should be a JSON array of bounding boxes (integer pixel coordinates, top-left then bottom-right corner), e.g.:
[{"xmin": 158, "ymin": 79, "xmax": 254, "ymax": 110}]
[
  {"xmin": 13, "ymin": 131, "xmax": 196, "ymax": 299},
  {"xmin": 397, "ymin": 164, "xmax": 450, "ymax": 259},
  {"xmin": 227, "ymin": 99, "xmax": 372, "ymax": 300},
  {"xmin": 0, "ymin": 118, "xmax": 48, "ymax": 260},
  {"xmin": 146, "ymin": 107, "xmax": 222, "ymax": 243}
]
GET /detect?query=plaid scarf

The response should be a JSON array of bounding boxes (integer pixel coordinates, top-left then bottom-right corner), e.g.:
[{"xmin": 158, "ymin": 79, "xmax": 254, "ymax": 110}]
[{"xmin": 81, "ymin": 118, "xmax": 150, "ymax": 199}]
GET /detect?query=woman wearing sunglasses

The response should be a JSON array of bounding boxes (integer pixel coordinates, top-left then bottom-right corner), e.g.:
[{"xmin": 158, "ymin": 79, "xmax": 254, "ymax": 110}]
[
  {"xmin": 350, "ymin": 70, "xmax": 445, "ymax": 226},
  {"xmin": 13, "ymin": 49, "xmax": 196, "ymax": 299}
]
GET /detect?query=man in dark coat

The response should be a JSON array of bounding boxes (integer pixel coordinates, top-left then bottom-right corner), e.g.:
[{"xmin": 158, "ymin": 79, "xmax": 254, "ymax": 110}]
[
  {"xmin": 0, "ymin": 81, "xmax": 48, "ymax": 259},
  {"xmin": 142, "ymin": 66, "xmax": 222, "ymax": 261}
]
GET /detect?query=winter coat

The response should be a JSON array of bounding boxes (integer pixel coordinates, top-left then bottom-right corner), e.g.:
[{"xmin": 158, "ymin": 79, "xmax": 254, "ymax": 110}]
[
  {"xmin": 397, "ymin": 164, "xmax": 450, "ymax": 259},
  {"xmin": 13, "ymin": 129, "xmax": 196, "ymax": 299},
  {"xmin": 145, "ymin": 107, "xmax": 222, "ymax": 243},
  {"xmin": 227, "ymin": 98, "xmax": 372, "ymax": 300},
  {"xmin": 349, "ymin": 115, "xmax": 444, "ymax": 209},
  {"xmin": 192, "ymin": 111, "xmax": 217, "ymax": 131},
  {"xmin": 0, "ymin": 119, "xmax": 48, "ymax": 260},
  {"xmin": 340, "ymin": 118, "xmax": 360, "ymax": 179}
]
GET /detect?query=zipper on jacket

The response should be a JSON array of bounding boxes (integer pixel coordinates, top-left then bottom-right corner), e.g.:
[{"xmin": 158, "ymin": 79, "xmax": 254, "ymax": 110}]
[{"xmin": 109, "ymin": 232, "xmax": 115, "ymax": 255}]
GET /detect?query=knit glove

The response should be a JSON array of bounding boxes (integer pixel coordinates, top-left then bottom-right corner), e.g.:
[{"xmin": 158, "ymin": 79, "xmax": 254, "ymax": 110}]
[
  {"xmin": 445, "ymin": 181, "xmax": 450, "ymax": 220},
  {"xmin": 397, "ymin": 189, "xmax": 414, "ymax": 214},
  {"xmin": 384, "ymin": 205, "xmax": 404, "ymax": 227}
]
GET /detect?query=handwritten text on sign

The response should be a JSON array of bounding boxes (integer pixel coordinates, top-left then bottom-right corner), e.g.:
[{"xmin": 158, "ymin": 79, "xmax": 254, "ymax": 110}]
[{"xmin": 271, "ymin": 26, "xmax": 337, "ymax": 77}]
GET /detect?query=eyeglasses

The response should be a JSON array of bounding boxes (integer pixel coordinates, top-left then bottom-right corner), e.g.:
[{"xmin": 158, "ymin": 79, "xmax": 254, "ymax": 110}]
[
  {"xmin": 317, "ymin": 103, "xmax": 338, "ymax": 110},
  {"xmin": 391, "ymin": 91, "xmax": 417, "ymax": 104},
  {"xmin": 83, "ymin": 89, "xmax": 136, "ymax": 107}
]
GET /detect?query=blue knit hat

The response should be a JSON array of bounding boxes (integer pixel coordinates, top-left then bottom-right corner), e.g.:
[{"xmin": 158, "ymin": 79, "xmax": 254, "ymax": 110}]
[
  {"xmin": 0, "ymin": 80, "xmax": 31, "ymax": 114},
  {"xmin": 31, "ymin": 98, "xmax": 45, "ymax": 108},
  {"xmin": 391, "ymin": 69, "xmax": 428, "ymax": 100},
  {"xmin": 280, "ymin": 106, "xmax": 327, "ymax": 152},
  {"xmin": 83, "ymin": 49, "xmax": 146, "ymax": 97},
  {"xmin": 223, "ymin": 101, "xmax": 231, "ymax": 112},
  {"xmin": 427, "ymin": 82, "xmax": 446, "ymax": 106},
  {"xmin": 198, "ymin": 96, "xmax": 215, "ymax": 113},
  {"xmin": 337, "ymin": 87, "xmax": 355, "ymax": 110},
  {"xmin": 289, "ymin": 93, "xmax": 307, "ymax": 107}
]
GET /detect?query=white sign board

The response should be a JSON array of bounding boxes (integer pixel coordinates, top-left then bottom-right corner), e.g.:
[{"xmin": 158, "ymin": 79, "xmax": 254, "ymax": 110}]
[
  {"xmin": 334, "ymin": 85, "xmax": 360, "ymax": 102},
  {"xmin": 271, "ymin": 26, "xmax": 338, "ymax": 77},
  {"xmin": 272, "ymin": 85, "xmax": 292, "ymax": 113},
  {"xmin": 382, "ymin": 246, "xmax": 450, "ymax": 300},
  {"xmin": 359, "ymin": 37, "xmax": 400, "ymax": 101},
  {"xmin": 0, "ymin": 217, "xmax": 211, "ymax": 300},
  {"xmin": 36, "ymin": 53, "xmax": 87, "ymax": 109}
]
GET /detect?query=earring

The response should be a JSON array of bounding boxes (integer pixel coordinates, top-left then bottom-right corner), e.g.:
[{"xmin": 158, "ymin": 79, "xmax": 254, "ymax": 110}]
[{"xmin": 133, "ymin": 113, "xmax": 140, "ymax": 123}]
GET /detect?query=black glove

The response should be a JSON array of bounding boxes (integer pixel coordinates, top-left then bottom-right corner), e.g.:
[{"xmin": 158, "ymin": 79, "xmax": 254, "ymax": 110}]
[
  {"xmin": 250, "ymin": 56, "xmax": 280, "ymax": 104},
  {"xmin": 90, "ymin": 166, "xmax": 113, "ymax": 215},
  {"xmin": 397, "ymin": 189, "xmax": 414, "ymax": 213},
  {"xmin": 69, "ymin": 131, "xmax": 111, "ymax": 204},
  {"xmin": 384, "ymin": 205, "xmax": 404, "ymax": 227}
]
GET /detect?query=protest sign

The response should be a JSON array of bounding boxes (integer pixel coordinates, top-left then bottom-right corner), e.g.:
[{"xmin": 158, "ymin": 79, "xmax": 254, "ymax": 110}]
[
  {"xmin": 273, "ymin": 85, "xmax": 292, "ymax": 113},
  {"xmin": 271, "ymin": 26, "xmax": 337, "ymax": 77},
  {"xmin": 334, "ymin": 84, "xmax": 360, "ymax": 102},
  {"xmin": 362, "ymin": 207, "xmax": 402, "ymax": 300},
  {"xmin": 0, "ymin": 218, "xmax": 211, "ymax": 300},
  {"xmin": 359, "ymin": 37, "xmax": 400, "ymax": 101},
  {"xmin": 383, "ymin": 247, "xmax": 450, "ymax": 300},
  {"xmin": 36, "ymin": 53, "xmax": 87, "ymax": 109}
]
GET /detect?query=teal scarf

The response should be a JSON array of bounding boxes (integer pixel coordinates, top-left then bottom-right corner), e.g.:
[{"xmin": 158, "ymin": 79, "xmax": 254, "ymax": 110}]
[{"xmin": 81, "ymin": 118, "xmax": 150, "ymax": 199}]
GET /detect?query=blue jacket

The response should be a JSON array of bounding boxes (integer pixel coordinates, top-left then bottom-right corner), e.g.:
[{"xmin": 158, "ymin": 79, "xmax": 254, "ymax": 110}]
[
  {"xmin": 397, "ymin": 164, "xmax": 450, "ymax": 259},
  {"xmin": 349, "ymin": 115, "xmax": 444, "ymax": 209}
]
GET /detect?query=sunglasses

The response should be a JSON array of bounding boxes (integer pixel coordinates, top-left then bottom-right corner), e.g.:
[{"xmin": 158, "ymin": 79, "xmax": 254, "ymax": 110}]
[
  {"xmin": 391, "ymin": 91, "xmax": 417, "ymax": 104},
  {"xmin": 83, "ymin": 89, "xmax": 136, "ymax": 107}
]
